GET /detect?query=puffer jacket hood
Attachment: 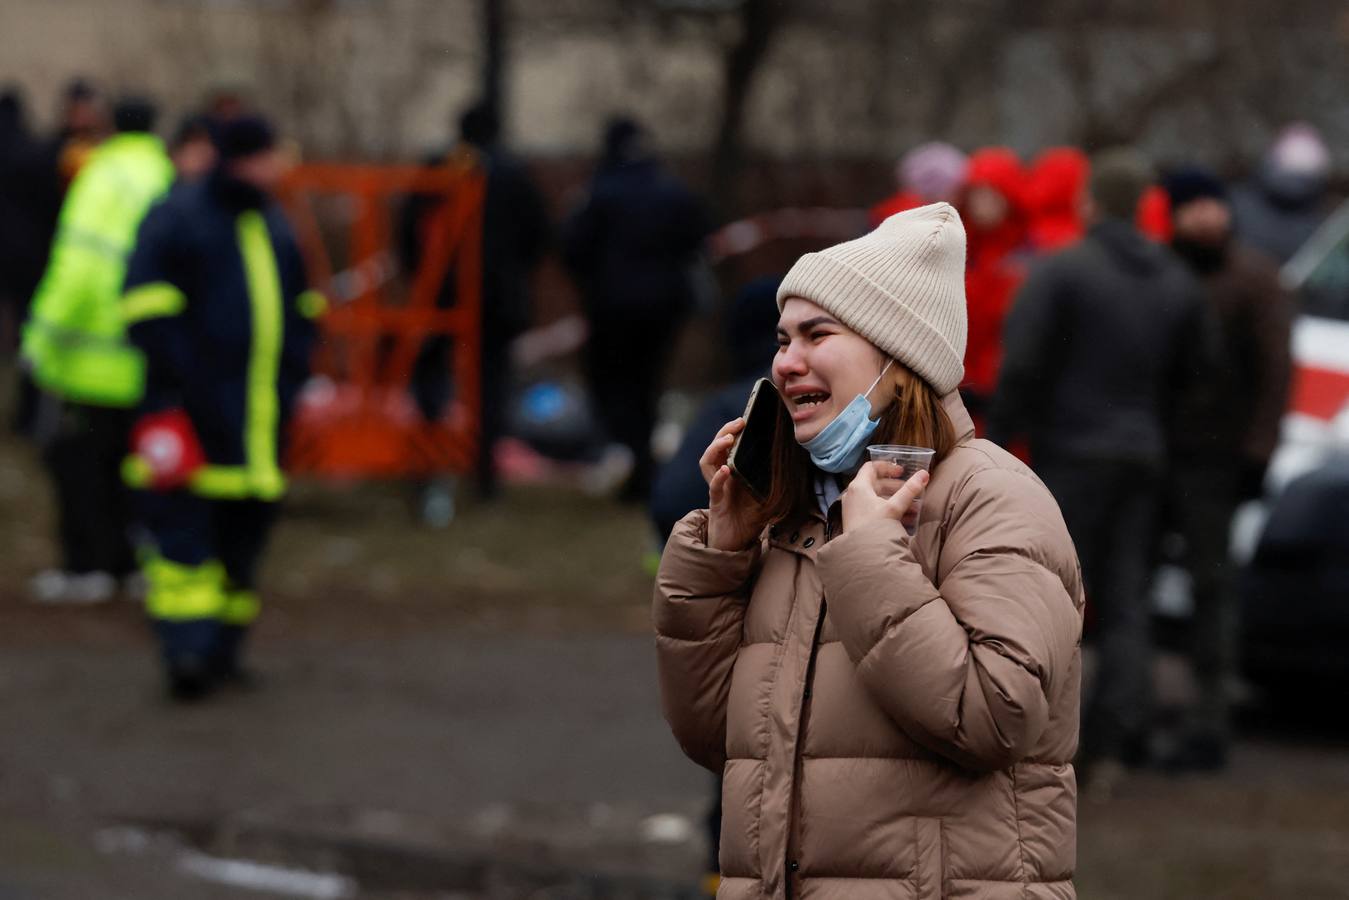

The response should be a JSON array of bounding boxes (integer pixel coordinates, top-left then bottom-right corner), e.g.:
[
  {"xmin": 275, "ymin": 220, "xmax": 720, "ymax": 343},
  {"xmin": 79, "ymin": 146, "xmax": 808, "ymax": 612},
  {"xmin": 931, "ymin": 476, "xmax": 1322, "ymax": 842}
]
[
  {"xmin": 962, "ymin": 148, "xmax": 1029, "ymax": 268},
  {"xmin": 965, "ymin": 148, "xmax": 1025, "ymax": 205},
  {"xmin": 1026, "ymin": 147, "xmax": 1089, "ymax": 252},
  {"xmin": 656, "ymin": 392, "xmax": 1083, "ymax": 899}
]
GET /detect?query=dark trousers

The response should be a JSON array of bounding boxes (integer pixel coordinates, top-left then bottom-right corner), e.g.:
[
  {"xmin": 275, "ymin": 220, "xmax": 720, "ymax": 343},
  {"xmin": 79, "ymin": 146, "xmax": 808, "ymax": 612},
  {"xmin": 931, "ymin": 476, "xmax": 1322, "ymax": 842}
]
[
  {"xmin": 40, "ymin": 401, "xmax": 136, "ymax": 575},
  {"xmin": 136, "ymin": 490, "xmax": 278, "ymax": 670},
  {"xmin": 1040, "ymin": 458, "xmax": 1160, "ymax": 763},
  {"xmin": 1171, "ymin": 465, "xmax": 1243, "ymax": 744},
  {"xmin": 585, "ymin": 315, "xmax": 680, "ymax": 501},
  {"xmin": 411, "ymin": 333, "xmax": 510, "ymax": 499}
]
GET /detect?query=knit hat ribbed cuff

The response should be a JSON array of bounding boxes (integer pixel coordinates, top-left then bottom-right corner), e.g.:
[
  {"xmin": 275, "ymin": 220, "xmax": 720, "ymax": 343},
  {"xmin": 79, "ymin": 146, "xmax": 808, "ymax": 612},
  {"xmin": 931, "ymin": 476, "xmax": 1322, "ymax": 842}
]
[{"xmin": 777, "ymin": 251, "xmax": 965, "ymax": 395}]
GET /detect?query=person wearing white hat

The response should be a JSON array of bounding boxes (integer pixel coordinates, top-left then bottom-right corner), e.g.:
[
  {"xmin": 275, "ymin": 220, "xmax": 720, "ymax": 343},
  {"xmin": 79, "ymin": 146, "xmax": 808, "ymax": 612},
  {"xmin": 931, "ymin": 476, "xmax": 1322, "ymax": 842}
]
[
  {"xmin": 655, "ymin": 204, "xmax": 1084, "ymax": 899},
  {"xmin": 1232, "ymin": 122, "xmax": 1335, "ymax": 265}
]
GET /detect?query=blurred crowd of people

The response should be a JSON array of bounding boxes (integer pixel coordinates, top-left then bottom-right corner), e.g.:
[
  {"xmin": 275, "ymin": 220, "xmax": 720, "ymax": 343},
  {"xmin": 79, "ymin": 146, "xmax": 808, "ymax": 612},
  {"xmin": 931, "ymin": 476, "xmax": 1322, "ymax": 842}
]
[
  {"xmin": 1, "ymin": 70, "xmax": 1340, "ymax": 757},
  {"xmin": 646, "ymin": 129, "xmax": 1332, "ymax": 882},
  {"xmin": 400, "ymin": 109, "xmax": 710, "ymax": 516},
  {"xmin": 652, "ymin": 128, "xmax": 1335, "ymax": 825},
  {"xmin": 868, "ymin": 130, "xmax": 1334, "ymax": 427},
  {"xmin": 1, "ymin": 78, "xmax": 319, "ymax": 700},
  {"xmin": 881, "ymin": 129, "xmax": 1336, "ymax": 782},
  {"xmin": 0, "ymin": 75, "xmax": 720, "ymax": 700}
]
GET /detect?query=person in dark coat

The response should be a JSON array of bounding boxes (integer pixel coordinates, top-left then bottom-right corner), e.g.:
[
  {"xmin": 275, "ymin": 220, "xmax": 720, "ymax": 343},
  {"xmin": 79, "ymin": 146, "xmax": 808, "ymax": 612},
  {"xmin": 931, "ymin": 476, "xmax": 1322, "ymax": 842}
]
[
  {"xmin": 402, "ymin": 102, "xmax": 550, "ymax": 504},
  {"xmin": 1231, "ymin": 123, "xmax": 1334, "ymax": 265},
  {"xmin": 0, "ymin": 88, "xmax": 47, "ymax": 437},
  {"xmin": 8, "ymin": 80, "xmax": 108, "ymax": 435},
  {"xmin": 563, "ymin": 117, "xmax": 711, "ymax": 502},
  {"xmin": 121, "ymin": 115, "xmax": 320, "ymax": 699},
  {"xmin": 1160, "ymin": 167, "xmax": 1293, "ymax": 770},
  {"xmin": 989, "ymin": 149, "xmax": 1206, "ymax": 790},
  {"xmin": 0, "ymin": 90, "xmax": 43, "ymax": 347}
]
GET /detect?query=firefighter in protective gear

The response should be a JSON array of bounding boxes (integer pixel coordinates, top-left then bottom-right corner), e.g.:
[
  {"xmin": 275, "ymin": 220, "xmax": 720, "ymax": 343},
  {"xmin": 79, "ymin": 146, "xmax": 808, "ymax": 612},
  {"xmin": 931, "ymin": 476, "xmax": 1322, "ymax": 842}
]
[
  {"xmin": 121, "ymin": 115, "xmax": 322, "ymax": 699},
  {"xmin": 21, "ymin": 97, "xmax": 174, "ymax": 601}
]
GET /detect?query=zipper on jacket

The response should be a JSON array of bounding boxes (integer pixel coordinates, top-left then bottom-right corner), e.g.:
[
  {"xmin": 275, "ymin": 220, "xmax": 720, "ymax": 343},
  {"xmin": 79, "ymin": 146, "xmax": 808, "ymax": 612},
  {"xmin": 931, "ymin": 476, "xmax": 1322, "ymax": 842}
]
[{"xmin": 824, "ymin": 500, "xmax": 843, "ymax": 542}]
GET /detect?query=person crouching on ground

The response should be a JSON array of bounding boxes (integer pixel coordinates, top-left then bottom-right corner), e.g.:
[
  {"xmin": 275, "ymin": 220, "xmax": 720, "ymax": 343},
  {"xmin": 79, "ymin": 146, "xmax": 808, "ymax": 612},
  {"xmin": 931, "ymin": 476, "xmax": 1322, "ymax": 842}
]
[{"xmin": 654, "ymin": 203, "xmax": 1084, "ymax": 900}]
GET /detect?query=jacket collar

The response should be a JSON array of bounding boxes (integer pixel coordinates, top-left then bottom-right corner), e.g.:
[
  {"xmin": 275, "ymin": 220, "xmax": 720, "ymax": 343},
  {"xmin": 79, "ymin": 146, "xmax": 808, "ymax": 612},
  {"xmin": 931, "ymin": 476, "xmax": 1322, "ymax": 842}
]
[
  {"xmin": 767, "ymin": 391, "xmax": 975, "ymax": 557},
  {"xmin": 942, "ymin": 390, "xmax": 977, "ymax": 445}
]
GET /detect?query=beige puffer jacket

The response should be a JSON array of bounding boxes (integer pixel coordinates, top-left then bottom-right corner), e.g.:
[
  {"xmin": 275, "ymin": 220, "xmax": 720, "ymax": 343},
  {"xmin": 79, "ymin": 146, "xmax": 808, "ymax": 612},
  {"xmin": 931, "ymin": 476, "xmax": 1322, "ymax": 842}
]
[{"xmin": 655, "ymin": 394, "xmax": 1083, "ymax": 900}]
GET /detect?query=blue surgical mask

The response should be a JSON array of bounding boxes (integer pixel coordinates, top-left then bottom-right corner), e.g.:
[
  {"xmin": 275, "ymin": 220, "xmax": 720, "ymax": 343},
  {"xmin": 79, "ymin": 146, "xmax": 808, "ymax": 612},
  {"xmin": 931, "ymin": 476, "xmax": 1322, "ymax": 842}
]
[{"xmin": 800, "ymin": 360, "xmax": 893, "ymax": 473}]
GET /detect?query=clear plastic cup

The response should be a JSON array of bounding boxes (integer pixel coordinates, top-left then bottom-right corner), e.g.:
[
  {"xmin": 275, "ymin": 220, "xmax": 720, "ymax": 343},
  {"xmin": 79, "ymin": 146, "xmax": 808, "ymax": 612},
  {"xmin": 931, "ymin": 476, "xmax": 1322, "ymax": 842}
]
[{"xmin": 867, "ymin": 445, "xmax": 935, "ymax": 532}]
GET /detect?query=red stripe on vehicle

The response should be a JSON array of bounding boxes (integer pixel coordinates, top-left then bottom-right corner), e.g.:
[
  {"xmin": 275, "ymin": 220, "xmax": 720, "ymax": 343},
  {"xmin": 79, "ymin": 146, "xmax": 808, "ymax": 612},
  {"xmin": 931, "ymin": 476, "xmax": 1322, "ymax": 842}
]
[{"xmin": 1290, "ymin": 365, "xmax": 1349, "ymax": 421}]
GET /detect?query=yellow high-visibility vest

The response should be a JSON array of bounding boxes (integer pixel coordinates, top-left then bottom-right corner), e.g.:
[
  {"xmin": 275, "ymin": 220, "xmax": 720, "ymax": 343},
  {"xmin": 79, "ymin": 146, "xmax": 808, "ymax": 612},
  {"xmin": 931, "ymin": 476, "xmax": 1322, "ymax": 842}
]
[{"xmin": 22, "ymin": 132, "xmax": 174, "ymax": 407}]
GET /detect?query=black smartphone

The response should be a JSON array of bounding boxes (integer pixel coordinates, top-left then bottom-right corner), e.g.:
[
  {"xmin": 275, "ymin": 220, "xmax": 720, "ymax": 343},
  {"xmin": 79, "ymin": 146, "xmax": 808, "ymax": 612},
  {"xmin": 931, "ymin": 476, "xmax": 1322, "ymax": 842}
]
[{"xmin": 727, "ymin": 377, "xmax": 780, "ymax": 502}]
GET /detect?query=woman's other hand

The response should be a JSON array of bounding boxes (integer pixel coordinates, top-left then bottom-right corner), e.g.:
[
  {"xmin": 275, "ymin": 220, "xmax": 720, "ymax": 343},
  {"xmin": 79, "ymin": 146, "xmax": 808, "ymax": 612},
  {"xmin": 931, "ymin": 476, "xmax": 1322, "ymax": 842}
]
[
  {"xmin": 842, "ymin": 462, "xmax": 929, "ymax": 533},
  {"xmin": 700, "ymin": 418, "xmax": 770, "ymax": 551}
]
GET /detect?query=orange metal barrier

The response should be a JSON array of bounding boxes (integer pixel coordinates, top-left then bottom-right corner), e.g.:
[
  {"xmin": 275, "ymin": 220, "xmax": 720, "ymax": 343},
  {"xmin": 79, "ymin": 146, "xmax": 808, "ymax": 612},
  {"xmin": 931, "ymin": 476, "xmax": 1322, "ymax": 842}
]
[{"xmin": 279, "ymin": 161, "xmax": 485, "ymax": 478}]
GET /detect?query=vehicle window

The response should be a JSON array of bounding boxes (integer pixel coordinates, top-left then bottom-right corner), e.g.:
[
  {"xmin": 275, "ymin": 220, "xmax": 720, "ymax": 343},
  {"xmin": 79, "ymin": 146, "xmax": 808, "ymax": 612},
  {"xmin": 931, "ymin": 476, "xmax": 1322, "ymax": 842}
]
[{"xmin": 1300, "ymin": 230, "xmax": 1349, "ymax": 321}]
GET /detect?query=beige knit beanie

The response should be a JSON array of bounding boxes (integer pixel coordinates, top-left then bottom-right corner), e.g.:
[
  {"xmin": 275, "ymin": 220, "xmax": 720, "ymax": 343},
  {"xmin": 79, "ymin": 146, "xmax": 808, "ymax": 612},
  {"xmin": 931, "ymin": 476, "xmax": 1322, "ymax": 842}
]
[{"xmin": 776, "ymin": 202, "xmax": 968, "ymax": 395}]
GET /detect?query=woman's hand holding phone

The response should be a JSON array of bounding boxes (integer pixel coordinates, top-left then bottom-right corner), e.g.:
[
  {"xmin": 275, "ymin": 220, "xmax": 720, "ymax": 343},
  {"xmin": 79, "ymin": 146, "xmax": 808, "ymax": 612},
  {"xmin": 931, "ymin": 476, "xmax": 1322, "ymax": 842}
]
[{"xmin": 700, "ymin": 418, "xmax": 771, "ymax": 551}]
